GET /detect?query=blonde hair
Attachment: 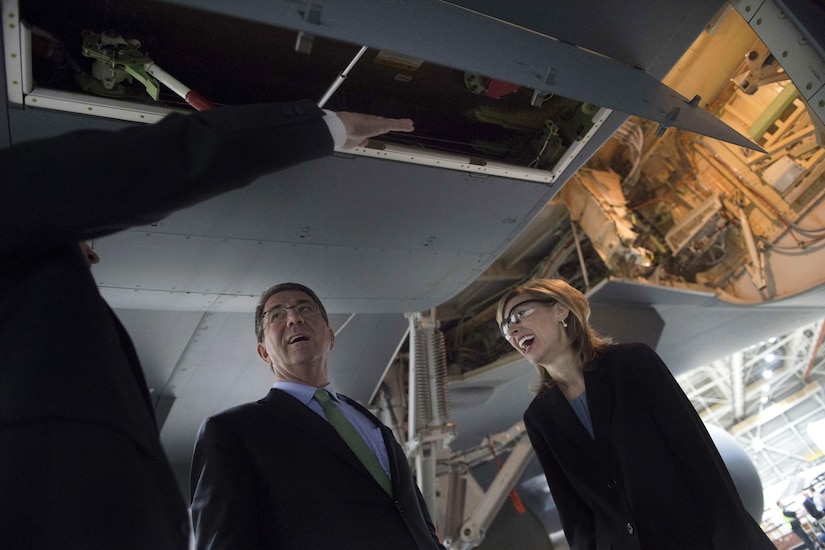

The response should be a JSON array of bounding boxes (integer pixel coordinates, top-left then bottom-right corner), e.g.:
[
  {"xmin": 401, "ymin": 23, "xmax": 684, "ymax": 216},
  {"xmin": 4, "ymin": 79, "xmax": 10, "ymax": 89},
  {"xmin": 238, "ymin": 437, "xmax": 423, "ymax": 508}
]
[{"xmin": 496, "ymin": 278, "xmax": 612, "ymax": 394}]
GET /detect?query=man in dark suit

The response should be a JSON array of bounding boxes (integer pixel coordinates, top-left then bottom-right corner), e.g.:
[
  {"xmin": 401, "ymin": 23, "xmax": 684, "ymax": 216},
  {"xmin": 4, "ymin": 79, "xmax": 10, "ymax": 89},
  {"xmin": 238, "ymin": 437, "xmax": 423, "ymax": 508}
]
[
  {"xmin": 0, "ymin": 101, "xmax": 412, "ymax": 549},
  {"xmin": 190, "ymin": 282, "xmax": 445, "ymax": 549},
  {"xmin": 804, "ymin": 490, "xmax": 824, "ymax": 520}
]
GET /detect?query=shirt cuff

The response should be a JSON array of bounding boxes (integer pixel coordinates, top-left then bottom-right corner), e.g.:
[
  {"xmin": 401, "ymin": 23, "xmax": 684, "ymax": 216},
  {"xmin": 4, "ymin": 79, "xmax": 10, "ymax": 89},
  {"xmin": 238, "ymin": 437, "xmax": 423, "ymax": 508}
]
[{"xmin": 322, "ymin": 110, "xmax": 346, "ymax": 148}]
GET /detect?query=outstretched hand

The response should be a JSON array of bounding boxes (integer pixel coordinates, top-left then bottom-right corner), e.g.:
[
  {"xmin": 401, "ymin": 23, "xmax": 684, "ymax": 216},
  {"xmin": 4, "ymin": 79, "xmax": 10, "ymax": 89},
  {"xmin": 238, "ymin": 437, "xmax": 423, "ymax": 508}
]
[{"xmin": 336, "ymin": 112, "xmax": 414, "ymax": 149}]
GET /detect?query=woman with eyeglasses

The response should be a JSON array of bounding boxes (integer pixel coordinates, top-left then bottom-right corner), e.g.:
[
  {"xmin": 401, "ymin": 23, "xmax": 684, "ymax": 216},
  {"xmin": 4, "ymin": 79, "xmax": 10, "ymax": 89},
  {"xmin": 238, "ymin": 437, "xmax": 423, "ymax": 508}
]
[{"xmin": 496, "ymin": 278, "xmax": 774, "ymax": 550}]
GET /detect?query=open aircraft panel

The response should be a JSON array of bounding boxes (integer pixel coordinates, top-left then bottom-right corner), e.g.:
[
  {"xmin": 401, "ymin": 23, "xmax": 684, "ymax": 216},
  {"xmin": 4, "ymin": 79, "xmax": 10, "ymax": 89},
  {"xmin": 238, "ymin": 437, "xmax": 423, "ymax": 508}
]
[{"xmin": 17, "ymin": 0, "xmax": 602, "ymax": 176}]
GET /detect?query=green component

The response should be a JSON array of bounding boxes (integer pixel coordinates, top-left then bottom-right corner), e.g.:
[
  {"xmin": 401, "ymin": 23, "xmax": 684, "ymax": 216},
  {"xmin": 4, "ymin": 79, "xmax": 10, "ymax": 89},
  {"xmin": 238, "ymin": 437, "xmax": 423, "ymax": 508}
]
[
  {"xmin": 463, "ymin": 72, "xmax": 486, "ymax": 95},
  {"xmin": 473, "ymin": 105, "xmax": 546, "ymax": 131},
  {"xmin": 80, "ymin": 30, "xmax": 160, "ymax": 101},
  {"xmin": 748, "ymin": 85, "xmax": 799, "ymax": 139},
  {"xmin": 646, "ymin": 234, "xmax": 668, "ymax": 255},
  {"xmin": 570, "ymin": 102, "xmax": 599, "ymax": 140},
  {"xmin": 75, "ymin": 72, "xmax": 126, "ymax": 98},
  {"xmin": 123, "ymin": 65, "xmax": 160, "ymax": 100},
  {"xmin": 581, "ymin": 103, "xmax": 598, "ymax": 115}
]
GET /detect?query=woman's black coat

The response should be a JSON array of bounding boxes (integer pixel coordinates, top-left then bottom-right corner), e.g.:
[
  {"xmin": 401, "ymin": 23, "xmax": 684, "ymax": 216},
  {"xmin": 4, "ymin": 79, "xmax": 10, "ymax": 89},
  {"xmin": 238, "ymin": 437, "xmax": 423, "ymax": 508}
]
[{"xmin": 523, "ymin": 343, "xmax": 774, "ymax": 550}]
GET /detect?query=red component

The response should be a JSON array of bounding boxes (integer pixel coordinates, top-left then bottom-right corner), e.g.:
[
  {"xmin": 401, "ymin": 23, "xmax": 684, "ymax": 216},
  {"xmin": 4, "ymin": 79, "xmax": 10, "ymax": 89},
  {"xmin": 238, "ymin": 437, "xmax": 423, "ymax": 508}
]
[
  {"xmin": 485, "ymin": 79, "xmax": 520, "ymax": 99},
  {"xmin": 185, "ymin": 90, "xmax": 217, "ymax": 111},
  {"xmin": 509, "ymin": 487, "xmax": 527, "ymax": 514}
]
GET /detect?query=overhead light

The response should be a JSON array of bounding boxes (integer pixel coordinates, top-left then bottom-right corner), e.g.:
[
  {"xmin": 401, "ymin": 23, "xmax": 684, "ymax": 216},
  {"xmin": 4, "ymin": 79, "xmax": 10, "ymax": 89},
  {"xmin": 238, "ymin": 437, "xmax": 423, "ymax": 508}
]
[
  {"xmin": 763, "ymin": 369, "xmax": 774, "ymax": 379},
  {"xmin": 766, "ymin": 353, "xmax": 776, "ymax": 363}
]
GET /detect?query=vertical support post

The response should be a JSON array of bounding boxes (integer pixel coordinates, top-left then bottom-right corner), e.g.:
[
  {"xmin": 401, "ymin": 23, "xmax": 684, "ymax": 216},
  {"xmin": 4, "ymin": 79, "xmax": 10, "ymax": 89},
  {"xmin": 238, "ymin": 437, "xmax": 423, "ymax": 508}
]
[{"xmin": 731, "ymin": 351, "xmax": 745, "ymax": 422}]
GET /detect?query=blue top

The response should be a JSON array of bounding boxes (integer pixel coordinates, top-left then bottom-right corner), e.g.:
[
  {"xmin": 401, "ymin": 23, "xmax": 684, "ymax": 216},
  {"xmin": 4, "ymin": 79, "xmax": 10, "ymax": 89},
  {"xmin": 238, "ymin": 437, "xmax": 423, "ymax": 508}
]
[
  {"xmin": 569, "ymin": 391, "xmax": 595, "ymax": 439},
  {"xmin": 273, "ymin": 381, "xmax": 392, "ymax": 478}
]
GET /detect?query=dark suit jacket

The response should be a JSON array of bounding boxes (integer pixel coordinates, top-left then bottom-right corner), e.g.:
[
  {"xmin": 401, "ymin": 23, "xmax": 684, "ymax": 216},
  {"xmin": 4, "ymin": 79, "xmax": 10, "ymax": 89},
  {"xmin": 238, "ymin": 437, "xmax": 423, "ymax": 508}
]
[
  {"xmin": 0, "ymin": 101, "xmax": 333, "ymax": 549},
  {"xmin": 524, "ymin": 343, "xmax": 774, "ymax": 550},
  {"xmin": 804, "ymin": 497, "xmax": 823, "ymax": 519},
  {"xmin": 190, "ymin": 388, "xmax": 445, "ymax": 549}
]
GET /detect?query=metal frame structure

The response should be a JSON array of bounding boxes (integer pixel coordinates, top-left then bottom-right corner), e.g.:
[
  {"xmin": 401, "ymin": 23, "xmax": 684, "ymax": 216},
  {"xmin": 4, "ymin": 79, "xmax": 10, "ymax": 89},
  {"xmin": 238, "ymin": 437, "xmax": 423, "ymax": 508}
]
[{"xmin": 678, "ymin": 318, "xmax": 825, "ymax": 491}]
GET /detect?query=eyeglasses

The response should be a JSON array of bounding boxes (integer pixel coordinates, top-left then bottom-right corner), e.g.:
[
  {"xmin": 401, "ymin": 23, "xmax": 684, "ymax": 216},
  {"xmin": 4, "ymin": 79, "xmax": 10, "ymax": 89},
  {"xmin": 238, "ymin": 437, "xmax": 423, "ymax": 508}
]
[
  {"xmin": 500, "ymin": 299, "xmax": 556, "ymax": 338},
  {"xmin": 262, "ymin": 301, "xmax": 320, "ymax": 327}
]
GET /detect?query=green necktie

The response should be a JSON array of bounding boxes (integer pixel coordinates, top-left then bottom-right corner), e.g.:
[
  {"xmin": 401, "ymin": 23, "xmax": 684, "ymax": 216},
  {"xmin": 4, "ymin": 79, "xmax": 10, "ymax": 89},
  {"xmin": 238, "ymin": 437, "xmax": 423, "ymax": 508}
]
[{"xmin": 313, "ymin": 389, "xmax": 392, "ymax": 495}]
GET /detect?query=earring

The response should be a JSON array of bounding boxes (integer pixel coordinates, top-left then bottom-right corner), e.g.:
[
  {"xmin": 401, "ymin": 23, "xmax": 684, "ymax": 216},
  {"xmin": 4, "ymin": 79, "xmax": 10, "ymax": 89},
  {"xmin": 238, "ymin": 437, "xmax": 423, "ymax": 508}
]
[{"xmin": 560, "ymin": 319, "xmax": 568, "ymax": 328}]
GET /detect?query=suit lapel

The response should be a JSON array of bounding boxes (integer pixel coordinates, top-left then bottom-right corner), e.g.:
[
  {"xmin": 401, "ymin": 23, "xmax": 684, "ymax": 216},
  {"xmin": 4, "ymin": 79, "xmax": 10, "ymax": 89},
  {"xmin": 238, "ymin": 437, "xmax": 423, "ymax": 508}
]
[
  {"xmin": 584, "ymin": 357, "xmax": 614, "ymax": 460},
  {"xmin": 343, "ymin": 395, "xmax": 402, "ymax": 493},
  {"xmin": 259, "ymin": 389, "xmax": 386, "ymax": 487},
  {"xmin": 545, "ymin": 388, "xmax": 599, "ymax": 460},
  {"xmin": 542, "ymin": 361, "xmax": 614, "ymax": 469}
]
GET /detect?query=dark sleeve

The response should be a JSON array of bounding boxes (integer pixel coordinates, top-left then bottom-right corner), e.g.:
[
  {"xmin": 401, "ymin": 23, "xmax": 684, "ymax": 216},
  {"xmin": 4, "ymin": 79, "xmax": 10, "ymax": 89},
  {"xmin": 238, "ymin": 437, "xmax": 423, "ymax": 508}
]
[
  {"xmin": 524, "ymin": 408, "xmax": 597, "ymax": 550},
  {"xmin": 0, "ymin": 100, "xmax": 332, "ymax": 251},
  {"xmin": 190, "ymin": 416, "xmax": 262, "ymax": 550},
  {"xmin": 632, "ymin": 344, "xmax": 771, "ymax": 548}
]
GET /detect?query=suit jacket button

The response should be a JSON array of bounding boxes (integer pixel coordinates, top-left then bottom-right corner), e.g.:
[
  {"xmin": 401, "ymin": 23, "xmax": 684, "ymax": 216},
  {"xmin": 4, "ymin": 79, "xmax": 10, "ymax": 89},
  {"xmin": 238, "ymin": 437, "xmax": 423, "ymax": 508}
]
[
  {"xmin": 626, "ymin": 522, "xmax": 634, "ymax": 534},
  {"xmin": 606, "ymin": 480, "xmax": 617, "ymax": 489}
]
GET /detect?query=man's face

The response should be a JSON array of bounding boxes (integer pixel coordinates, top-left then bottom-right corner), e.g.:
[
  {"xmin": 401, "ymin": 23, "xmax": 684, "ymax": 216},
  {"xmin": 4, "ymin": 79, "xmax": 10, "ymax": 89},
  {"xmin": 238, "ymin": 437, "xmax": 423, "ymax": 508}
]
[{"xmin": 256, "ymin": 289, "xmax": 334, "ymax": 386}]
